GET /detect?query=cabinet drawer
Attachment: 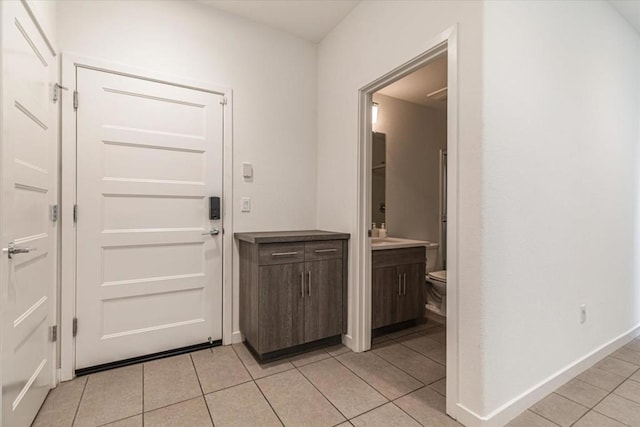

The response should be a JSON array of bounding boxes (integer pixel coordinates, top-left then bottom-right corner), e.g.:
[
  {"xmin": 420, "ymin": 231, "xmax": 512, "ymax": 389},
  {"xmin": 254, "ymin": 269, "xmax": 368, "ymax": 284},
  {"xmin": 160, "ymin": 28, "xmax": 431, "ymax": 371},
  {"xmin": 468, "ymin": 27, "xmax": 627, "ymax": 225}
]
[
  {"xmin": 305, "ymin": 240, "xmax": 343, "ymax": 261},
  {"xmin": 372, "ymin": 247, "xmax": 425, "ymax": 269},
  {"xmin": 259, "ymin": 242, "xmax": 305, "ymax": 265}
]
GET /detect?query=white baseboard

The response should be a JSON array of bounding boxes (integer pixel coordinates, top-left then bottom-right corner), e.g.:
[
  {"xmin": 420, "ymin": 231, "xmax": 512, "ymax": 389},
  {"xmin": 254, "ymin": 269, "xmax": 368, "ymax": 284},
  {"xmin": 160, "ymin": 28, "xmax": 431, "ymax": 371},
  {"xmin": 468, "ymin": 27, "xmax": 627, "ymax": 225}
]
[
  {"xmin": 455, "ymin": 324, "xmax": 640, "ymax": 427},
  {"xmin": 227, "ymin": 330, "xmax": 243, "ymax": 345},
  {"xmin": 342, "ymin": 333, "xmax": 355, "ymax": 350}
]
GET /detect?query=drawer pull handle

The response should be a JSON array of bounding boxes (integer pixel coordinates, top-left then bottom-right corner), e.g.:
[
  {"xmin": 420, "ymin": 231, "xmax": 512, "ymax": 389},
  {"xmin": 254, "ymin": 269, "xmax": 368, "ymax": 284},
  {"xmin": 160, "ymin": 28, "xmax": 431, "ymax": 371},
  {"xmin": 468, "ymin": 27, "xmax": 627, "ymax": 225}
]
[
  {"xmin": 271, "ymin": 251, "xmax": 298, "ymax": 257},
  {"xmin": 315, "ymin": 248, "xmax": 338, "ymax": 253}
]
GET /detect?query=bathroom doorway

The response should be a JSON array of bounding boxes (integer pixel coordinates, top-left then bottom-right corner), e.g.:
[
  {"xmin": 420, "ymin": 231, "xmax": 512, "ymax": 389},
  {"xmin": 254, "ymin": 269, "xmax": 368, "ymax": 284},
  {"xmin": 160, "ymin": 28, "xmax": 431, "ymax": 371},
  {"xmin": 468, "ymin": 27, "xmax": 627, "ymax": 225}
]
[{"xmin": 356, "ymin": 26, "xmax": 459, "ymax": 419}]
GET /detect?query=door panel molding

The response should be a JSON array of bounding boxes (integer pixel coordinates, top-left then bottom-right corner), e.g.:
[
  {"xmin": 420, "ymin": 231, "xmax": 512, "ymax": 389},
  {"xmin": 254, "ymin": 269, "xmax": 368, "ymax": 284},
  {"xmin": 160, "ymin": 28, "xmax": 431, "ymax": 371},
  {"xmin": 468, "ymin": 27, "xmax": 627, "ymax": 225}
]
[
  {"xmin": 60, "ymin": 53, "xmax": 233, "ymax": 380},
  {"xmin": 1, "ymin": 1, "xmax": 58, "ymax": 424}
]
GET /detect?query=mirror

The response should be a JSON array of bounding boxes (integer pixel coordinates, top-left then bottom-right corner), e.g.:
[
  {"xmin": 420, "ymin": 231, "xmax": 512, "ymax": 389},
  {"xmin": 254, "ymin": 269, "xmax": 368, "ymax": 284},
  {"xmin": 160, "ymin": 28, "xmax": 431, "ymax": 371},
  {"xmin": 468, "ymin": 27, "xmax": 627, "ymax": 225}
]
[{"xmin": 372, "ymin": 132, "xmax": 386, "ymax": 225}]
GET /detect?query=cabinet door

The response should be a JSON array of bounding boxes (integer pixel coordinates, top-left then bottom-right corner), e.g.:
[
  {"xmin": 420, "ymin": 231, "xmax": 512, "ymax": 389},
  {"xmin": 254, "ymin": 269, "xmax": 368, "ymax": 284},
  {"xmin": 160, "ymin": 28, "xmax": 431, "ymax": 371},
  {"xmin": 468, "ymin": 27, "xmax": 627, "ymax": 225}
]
[
  {"xmin": 396, "ymin": 263, "xmax": 425, "ymax": 323},
  {"xmin": 304, "ymin": 259, "xmax": 343, "ymax": 343},
  {"xmin": 372, "ymin": 266, "xmax": 401, "ymax": 329},
  {"xmin": 258, "ymin": 263, "xmax": 305, "ymax": 353}
]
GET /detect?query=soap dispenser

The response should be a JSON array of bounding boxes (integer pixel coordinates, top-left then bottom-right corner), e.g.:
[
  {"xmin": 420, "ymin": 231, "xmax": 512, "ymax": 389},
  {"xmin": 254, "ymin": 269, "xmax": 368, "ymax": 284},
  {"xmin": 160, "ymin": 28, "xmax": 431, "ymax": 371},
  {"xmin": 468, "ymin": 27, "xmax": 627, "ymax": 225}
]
[
  {"xmin": 371, "ymin": 223, "xmax": 379, "ymax": 238},
  {"xmin": 379, "ymin": 223, "xmax": 388, "ymax": 238}
]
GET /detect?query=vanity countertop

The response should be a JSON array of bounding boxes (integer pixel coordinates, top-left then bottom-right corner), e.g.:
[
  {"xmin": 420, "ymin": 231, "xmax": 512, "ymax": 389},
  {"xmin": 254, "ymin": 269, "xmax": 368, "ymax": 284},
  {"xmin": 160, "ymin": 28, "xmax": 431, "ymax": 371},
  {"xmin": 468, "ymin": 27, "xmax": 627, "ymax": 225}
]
[
  {"xmin": 234, "ymin": 230, "xmax": 350, "ymax": 244},
  {"xmin": 371, "ymin": 237, "xmax": 438, "ymax": 251}
]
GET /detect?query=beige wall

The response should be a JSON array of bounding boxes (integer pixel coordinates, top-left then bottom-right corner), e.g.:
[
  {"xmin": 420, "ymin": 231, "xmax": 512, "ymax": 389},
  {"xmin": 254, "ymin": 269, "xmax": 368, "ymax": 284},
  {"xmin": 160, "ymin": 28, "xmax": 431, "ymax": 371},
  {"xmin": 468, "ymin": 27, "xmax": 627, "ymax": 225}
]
[{"xmin": 372, "ymin": 93, "xmax": 446, "ymax": 246}]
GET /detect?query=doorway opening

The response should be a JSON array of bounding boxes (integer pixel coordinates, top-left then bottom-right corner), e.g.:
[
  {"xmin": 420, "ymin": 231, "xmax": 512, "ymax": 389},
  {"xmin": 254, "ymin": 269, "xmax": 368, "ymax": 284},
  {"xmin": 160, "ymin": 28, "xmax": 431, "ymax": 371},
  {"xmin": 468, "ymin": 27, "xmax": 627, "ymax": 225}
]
[{"xmin": 357, "ymin": 26, "xmax": 459, "ymax": 419}]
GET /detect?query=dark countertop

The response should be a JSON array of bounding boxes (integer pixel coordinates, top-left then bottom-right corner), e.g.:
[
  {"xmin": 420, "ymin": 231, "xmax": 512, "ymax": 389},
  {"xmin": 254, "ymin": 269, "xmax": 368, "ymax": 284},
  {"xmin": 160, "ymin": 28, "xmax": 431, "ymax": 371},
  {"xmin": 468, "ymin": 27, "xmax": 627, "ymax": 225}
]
[{"xmin": 234, "ymin": 230, "xmax": 350, "ymax": 244}]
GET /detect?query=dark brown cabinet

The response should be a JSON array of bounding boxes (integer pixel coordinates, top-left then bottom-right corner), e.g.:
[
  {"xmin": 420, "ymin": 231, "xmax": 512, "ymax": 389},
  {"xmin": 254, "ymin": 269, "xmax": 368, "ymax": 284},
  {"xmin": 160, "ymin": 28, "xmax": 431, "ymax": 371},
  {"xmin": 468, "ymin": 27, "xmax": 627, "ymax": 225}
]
[
  {"xmin": 372, "ymin": 247, "xmax": 425, "ymax": 330},
  {"xmin": 237, "ymin": 231, "xmax": 349, "ymax": 361}
]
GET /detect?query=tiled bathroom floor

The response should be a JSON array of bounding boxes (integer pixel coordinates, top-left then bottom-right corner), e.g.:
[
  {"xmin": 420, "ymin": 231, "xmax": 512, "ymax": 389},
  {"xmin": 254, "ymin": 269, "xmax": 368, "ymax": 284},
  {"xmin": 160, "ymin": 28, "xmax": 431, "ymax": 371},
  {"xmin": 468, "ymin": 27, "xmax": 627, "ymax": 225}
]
[
  {"xmin": 33, "ymin": 322, "xmax": 453, "ymax": 427},
  {"xmin": 32, "ymin": 323, "xmax": 640, "ymax": 427}
]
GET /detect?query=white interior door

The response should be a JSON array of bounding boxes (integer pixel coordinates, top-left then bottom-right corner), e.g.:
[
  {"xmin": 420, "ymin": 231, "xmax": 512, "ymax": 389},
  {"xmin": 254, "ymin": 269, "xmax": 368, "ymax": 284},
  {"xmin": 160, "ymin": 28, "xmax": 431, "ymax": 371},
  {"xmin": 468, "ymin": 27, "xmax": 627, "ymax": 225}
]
[
  {"xmin": 1, "ymin": 1, "xmax": 57, "ymax": 426},
  {"xmin": 75, "ymin": 67, "xmax": 224, "ymax": 370}
]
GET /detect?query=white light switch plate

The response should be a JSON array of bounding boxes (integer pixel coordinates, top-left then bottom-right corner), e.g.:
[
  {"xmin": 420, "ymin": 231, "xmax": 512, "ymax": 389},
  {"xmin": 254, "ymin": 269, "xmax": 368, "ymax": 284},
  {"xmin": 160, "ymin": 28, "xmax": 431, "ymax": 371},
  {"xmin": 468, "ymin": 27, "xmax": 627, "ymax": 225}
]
[
  {"xmin": 242, "ymin": 162, "xmax": 253, "ymax": 179},
  {"xmin": 241, "ymin": 197, "xmax": 251, "ymax": 212}
]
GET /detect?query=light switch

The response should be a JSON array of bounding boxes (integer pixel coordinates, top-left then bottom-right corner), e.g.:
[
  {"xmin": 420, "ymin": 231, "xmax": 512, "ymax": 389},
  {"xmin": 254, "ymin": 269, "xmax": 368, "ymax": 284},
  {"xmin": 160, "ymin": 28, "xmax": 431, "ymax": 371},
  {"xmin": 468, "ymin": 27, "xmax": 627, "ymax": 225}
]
[
  {"xmin": 241, "ymin": 197, "xmax": 251, "ymax": 212},
  {"xmin": 242, "ymin": 162, "xmax": 253, "ymax": 179}
]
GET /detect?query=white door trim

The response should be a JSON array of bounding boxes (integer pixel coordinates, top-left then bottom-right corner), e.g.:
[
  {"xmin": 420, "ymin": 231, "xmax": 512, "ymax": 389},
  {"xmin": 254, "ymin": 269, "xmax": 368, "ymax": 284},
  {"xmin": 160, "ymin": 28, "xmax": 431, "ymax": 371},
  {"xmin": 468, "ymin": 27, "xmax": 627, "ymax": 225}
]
[
  {"xmin": 355, "ymin": 25, "xmax": 459, "ymax": 419},
  {"xmin": 60, "ymin": 53, "xmax": 233, "ymax": 380}
]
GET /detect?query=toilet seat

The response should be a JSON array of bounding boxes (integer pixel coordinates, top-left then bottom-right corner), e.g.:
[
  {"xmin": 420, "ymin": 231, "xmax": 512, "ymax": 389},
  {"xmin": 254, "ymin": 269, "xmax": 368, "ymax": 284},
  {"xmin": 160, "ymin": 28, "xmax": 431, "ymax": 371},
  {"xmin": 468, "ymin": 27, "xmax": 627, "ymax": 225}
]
[{"xmin": 427, "ymin": 270, "xmax": 446, "ymax": 282}]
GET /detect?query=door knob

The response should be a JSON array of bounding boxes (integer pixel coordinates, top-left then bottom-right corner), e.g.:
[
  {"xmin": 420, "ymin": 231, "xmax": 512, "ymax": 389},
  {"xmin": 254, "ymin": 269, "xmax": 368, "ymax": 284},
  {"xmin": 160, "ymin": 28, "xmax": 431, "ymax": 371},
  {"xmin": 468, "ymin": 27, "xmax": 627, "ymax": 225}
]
[
  {"xmin": 201, "ymin": 228, "xmax": 220, "ymax": 236},
  {"xmin": 2, "ymin": 242, "xmax": 36, "ymax": 259}
]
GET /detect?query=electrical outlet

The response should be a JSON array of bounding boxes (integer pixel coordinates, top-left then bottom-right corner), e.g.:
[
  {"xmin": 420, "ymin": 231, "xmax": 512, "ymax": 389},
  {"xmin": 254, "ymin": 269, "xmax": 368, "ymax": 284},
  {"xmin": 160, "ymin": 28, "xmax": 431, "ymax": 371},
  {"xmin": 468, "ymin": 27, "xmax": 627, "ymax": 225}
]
[
  {"xmin": 241, "ymin": 197, "xmax": 251, "ymax": 213},
  {"xmin": 580, "ymin": 304, "xmax": 587, "ymax": 324}
]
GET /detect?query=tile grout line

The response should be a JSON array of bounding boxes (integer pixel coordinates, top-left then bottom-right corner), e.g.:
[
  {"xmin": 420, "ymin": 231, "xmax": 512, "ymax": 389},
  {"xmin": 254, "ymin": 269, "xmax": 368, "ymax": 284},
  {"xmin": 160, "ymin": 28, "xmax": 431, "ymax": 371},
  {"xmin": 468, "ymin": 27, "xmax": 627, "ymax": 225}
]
[
  {"xmin": 252, "ymin": 378, "xmax": 286, "ymax": 427},
  {"xmin": 294, "ymin": 364, "xmax": 352, "ymax": 423},
  {"xmin": 393, "ymin": 336, "xmax": 447, "ymax": 368},
  {"xmin": 371, "ymin": 344, "xmax": 446, "ymax": 387},
  {"xmin": 331, "ymin": 349, "xmax": 427, "ymax": 402},
  {"xmin": 189, "ymin": 353, "xmax": 215, "ymax": 427},
  {"xmin": 71, "ymin": 375, "xmax": 89, "ymax": 426},
  {"xmin": 230, "ymin": 344, "xmax": 286, "ymax": 427},
  {"xmin": 527, "ymin": 407, "xmax": 563, "ymax": 427},
  {"xmin": 325, "ymin": 340, "xmax": 453, "ymax": 424},
  {"xmin": 230, "ymin": 343, "xmax": 297, "ymax": 381}
]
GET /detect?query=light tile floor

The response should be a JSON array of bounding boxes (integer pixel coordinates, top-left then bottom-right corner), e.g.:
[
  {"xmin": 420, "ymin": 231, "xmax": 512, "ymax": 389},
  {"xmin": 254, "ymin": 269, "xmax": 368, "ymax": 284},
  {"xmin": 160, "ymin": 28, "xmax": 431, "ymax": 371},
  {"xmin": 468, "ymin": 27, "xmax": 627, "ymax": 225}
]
[
  {"xmin": 33, "ymin": 321, "xmax": 453, "ymax": 426},
  {"xmin": 33, "ymin": 324, "xmax": 640, "ymax": 426},
  {"xmin": 508, "ymin": 338, "xmax": 640, "ymax": 427}
]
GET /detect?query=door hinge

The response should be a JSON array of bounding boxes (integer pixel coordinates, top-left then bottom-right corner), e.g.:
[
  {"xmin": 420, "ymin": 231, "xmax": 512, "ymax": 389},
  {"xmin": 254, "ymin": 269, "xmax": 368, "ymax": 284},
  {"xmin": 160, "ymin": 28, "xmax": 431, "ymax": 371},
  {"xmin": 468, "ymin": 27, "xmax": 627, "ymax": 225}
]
[
  {"xmin": 72, "ymin": 318, "xmax": 78, "ymax": 337},
  {"xmin": 220, "ymin": 96, "xmax": 227, "ymax": 106},
  {"xmin": 53, "ymin": 83, "xmax": 68, "ymax": 104},
  {"xmin": 73, "ymin": 90, "xmax": 79, "ymax": 110},
  {"xmin": 50, "ymin": 205, "xmax": 58, "ymax": 222},
  {"xmin": 73, "ymin": 204, "xmax": 78, "ymax": 223},
  {"xmin": 50, "ymin": 325, "xmax": 58, "ymax": 342}
]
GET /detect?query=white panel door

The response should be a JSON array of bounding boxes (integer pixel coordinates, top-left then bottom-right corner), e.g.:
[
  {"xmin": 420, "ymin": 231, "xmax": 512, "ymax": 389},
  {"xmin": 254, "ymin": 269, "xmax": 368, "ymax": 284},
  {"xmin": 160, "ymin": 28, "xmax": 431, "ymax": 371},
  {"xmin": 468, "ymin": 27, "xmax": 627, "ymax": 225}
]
[
  {"xmin": 75, "ymin": 67, "xmax": 224, "ymax": 370},
  {"xmin": 1, "ymin": 1, "xmax": 57, "ymax": 426}
]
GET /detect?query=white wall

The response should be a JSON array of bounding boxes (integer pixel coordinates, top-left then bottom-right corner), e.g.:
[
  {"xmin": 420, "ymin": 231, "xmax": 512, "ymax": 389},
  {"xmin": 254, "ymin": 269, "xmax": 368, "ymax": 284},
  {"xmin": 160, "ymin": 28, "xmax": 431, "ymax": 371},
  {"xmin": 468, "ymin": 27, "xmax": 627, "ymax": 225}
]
[
  {"xmin": 481, "ymin": 0, "xmax": 640, "ymax": 418},
  {"xmin": 56, "ymin": 0, "xmax": 318, "ymax": 338},
  {"xmin": 318, "ymin": 0, "xmax": 640, "ymax": 424},
  {"xmin": 372, "ymin": 93, "xmax": 447, "ymax": 246},
  {"xmin": 317, "ymin": 0, "xmax": 486, "ymax": 417}
]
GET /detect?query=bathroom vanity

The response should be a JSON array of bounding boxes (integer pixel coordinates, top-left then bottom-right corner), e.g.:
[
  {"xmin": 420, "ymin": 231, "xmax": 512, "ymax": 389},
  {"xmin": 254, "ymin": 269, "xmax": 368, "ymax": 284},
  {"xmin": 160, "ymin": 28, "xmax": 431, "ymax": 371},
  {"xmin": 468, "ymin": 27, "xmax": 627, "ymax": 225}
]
[
  {"xmin": 371, "ymin": 238, "xmax": 427, "ymax": 331},
  {"xmin": 236, "ymin": 230, "xmax": 349, "ymax": 362}
]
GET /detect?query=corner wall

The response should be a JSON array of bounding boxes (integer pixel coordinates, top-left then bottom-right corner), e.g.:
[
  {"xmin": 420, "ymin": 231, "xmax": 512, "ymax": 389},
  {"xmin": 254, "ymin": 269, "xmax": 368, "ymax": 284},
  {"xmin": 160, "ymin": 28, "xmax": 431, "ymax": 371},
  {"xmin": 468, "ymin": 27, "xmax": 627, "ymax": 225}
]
[
  {"xmin": 317, "ymin": 0, "xmax": 486, "ymax": 417},
  {"xmin": 481, "ymin": 0, "xmax": 640, "ymax": 420},
  {"xmin": 55, "ymin": 0, "xmax": 319, "ymax": 340}
]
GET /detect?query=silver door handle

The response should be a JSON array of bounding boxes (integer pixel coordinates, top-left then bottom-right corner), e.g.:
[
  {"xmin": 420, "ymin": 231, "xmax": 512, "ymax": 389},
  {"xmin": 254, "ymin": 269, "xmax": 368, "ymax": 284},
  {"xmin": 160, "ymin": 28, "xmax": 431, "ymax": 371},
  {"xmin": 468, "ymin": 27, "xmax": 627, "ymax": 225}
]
[
  {"xmin": 398, "ymin": 274, "xmax": 402, "ymax": 296},
  {"xmin": 2, "ymin": 242, "xmax": 36, "ymax": 259},
  {"xmin": 307, "ymin": 271, "xmax": 311, "ymax": 296},
  {"xmin": 315, "ymin": 248, "xmax": 337, "ymax": 253},
  {"xmin": 201, "ymin": 228, "xmax": 220, "ymax": 236},
  {"xmin": 300, "ymin": 272, "xmax": 305, "ymax": 298},
  {"xmin": 403, "ymin": 273, "xmax": 407, "ymax": 296}
]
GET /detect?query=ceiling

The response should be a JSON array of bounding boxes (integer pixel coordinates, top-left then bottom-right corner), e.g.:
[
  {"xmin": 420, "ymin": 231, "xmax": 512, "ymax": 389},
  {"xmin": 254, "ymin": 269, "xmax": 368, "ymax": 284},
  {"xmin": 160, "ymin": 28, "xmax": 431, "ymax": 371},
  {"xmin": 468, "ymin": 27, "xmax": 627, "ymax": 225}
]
[
  {"xmin": 198, "ymin": 0, "xmax": 360, "ymax": 43},
  {"xmin": 610, "ymin": 0, "xmax": 640, "ymax": 33},
  {"xmin": 377, "ymin": 54, "xmax": 448, "ymax": 109}
]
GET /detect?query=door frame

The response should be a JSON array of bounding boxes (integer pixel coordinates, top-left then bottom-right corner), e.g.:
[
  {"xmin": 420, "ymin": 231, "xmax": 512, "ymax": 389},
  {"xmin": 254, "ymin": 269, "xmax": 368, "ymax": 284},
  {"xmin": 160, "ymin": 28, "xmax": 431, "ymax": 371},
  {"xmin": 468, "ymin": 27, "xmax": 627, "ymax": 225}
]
[
  {"xmin": 355, "ymin": 25, "xmax": 459, "ymax": 418},
  {"xmin": 59, "ymin": 53, "xmax": 234, "ymax": 380}
]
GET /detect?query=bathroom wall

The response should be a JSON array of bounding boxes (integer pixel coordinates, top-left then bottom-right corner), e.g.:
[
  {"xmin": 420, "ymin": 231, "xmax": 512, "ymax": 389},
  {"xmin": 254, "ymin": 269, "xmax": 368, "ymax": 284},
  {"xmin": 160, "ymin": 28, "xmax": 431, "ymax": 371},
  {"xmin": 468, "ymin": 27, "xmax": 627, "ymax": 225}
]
[
  {"xmin": 56, "ymin": 0, "xmax": 319, "ymax": 340},
  {"xmin": 372, "ymin": 93, "xmax": 447, "ymax": 247}
]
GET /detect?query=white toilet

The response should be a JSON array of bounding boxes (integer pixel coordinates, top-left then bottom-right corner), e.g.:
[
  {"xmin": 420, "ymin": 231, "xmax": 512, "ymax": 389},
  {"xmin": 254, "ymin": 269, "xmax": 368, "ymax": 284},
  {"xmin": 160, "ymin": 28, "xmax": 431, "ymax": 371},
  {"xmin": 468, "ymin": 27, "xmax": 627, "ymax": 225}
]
[{"xmin": 425, "ymin": 243, "xmax": 447, "ymax": 316}]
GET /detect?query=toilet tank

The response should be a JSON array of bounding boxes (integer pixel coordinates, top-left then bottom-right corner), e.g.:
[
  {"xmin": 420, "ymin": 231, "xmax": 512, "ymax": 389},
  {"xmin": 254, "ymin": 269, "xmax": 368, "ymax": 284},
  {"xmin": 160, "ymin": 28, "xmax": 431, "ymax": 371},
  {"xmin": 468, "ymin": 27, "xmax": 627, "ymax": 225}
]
[{"xmin": 425, "ymin": 243, "xmax": 439, "ymax": 273}]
